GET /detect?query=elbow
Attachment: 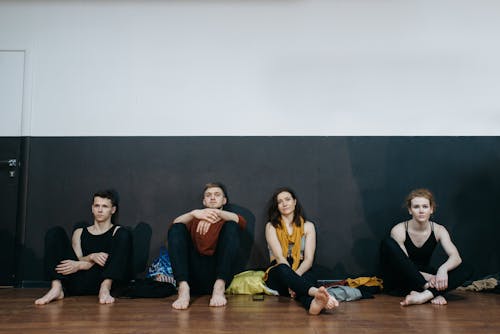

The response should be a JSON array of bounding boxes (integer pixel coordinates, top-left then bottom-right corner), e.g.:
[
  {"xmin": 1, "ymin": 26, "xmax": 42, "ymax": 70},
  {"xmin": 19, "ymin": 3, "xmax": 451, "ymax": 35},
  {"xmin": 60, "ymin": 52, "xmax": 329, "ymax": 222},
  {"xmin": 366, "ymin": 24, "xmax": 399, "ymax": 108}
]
[{"xmin": 302, "ymin": 257, "xmax": 314, "ymax": 268}]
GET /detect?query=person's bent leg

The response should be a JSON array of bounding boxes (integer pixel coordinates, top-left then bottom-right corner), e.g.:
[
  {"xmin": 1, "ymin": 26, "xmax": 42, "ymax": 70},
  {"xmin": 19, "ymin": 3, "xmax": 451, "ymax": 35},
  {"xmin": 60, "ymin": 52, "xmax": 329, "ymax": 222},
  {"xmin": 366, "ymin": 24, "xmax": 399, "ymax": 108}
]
[
  {"xmin": 307, "ymin": 286, "xmax": 339, "ymax": 315},
  {"xmin": 98, "ymin": 278, "xmax": 115, "ymax": 304},
  {"xmin": 43, "ymin": 227, "xmax": 77, "ymax": 280},
  {"xmin": 214, "ymin": 221, "xmax": 240, "ymax": 284},
  {"xmin": 210, "ymin": 221, "xmax": 240, "ymax": 307},
  {"xmin": 446, "ymin": 262, "xmax": 473, "ymax": 292},
  {"xmin": 299, "ymin": 269, "xmax": 338, "ymax": 314},
  {"xmin": 168, "ymin": 223, "xmax": 192, "ymax": 309},
  {"xmin": 35, "ymin": 279, "xmax": 64, "ymax": 305},
  {"xmin": 267, "ymin": 264, "xmax": 338, "ymax": 314},
  {"xmin": 35, "ymin": 227, "xmax": 76, "ymax": 304},
  {"xmin": 102, "ymin": 227, "xmax": 132, "ymax": 285},
  {"xmin": 380, "ymin": 237, "xmax": 427, "ymax": 294},
  {"xmin": 428, "ymin": 262, "xmax": 473, "ymax": 305},
  {"xmin": 97, "ymin": 227, "xmax": 133, "ymax": 303}
]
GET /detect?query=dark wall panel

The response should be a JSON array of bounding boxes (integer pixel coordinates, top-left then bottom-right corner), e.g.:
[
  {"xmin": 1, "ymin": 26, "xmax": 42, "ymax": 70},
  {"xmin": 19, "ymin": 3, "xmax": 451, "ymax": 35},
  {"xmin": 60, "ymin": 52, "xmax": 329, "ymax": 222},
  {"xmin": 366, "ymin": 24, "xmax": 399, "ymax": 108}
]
[
  {"xmin": 0, "ymin": 137, "xmax": 22, "ymax": 285},
  {"xmin": 17, "ymin": 137, "xmax": 500, "ymax": 282}
]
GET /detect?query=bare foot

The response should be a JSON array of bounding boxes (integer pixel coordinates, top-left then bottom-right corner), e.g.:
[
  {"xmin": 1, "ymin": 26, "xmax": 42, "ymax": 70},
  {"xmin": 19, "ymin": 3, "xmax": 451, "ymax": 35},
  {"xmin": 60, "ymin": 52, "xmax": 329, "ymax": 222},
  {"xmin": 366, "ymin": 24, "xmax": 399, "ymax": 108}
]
[
  {"xmin": 400, "ymin": 290, "xmax": 434, "ymax": 306},
  {"xmin": 172, "ymin": 282, "xmax": 190, "ymax": 310},
  {"xmin": 209, "ymin": 279, "xmax": 227, "ymax": 307},
  {"xmin": 35, "ymin": 280, "xmax": 64, "ymax": 305},
  {"xmin": 99, "ymin": 287, "xmax": 115, "ymax": 304},
  {"xmin": 309, "ymin": 286, "xmax": 338, "ymax": 315},
  {"xmin": 431, "ymin": 295, "xmax": 447, "ymax": 305}
]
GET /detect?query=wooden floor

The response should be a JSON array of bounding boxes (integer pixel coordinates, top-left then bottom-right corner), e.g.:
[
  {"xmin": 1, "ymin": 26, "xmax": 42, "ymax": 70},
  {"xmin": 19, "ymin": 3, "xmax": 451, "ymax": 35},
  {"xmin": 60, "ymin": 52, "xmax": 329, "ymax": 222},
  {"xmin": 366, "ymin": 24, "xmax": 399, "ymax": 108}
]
[{"xmin": 1, "ymin": 288, "xmax": 499, "ymax": 334}]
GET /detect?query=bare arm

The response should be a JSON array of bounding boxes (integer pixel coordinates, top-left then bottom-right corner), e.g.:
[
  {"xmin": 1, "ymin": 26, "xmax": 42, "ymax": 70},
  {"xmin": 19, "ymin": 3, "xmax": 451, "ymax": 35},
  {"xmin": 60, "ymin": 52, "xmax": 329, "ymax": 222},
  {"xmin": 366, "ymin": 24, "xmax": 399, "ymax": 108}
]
[
  {"xmin": 174, "ymin": 208, "xmax": 240, "ymax": 235},
  {"xmin": 54, "ymin": 228, "xmax": 95, "ymax": 275},
  {"xmin": 432, "ymin": 224, "xmax": 462, "ymax": 290},
  {"xmin": 173, "ymin": 209, "xmax": 221, "ymax": 224},
  {"xmin": 436, "ymin": 224, "xmax": 462, "ymax": 272},
  {"xmin": 390, "ymin": 223, "xmax": 409, "ymax": 257},
  {"xmin": 265, "ymin": 223, "xmax": 289, "ymax": 265},
  {"xmin": 216, "ymin": 209, "xmax": 239, "ymax": 223},
  {"xmin": 295, "ymin": 222, "xmax": 316, "ymax": 276}
]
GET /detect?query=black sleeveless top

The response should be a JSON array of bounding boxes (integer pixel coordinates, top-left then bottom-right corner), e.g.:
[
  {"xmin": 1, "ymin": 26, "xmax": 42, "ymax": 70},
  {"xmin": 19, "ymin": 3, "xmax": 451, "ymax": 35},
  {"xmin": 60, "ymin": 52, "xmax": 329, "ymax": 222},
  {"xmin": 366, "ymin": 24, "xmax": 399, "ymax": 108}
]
[
  {"xmin": 404, "ymin": 221, "xmax": 437, "ymax": 270},
  {"xmin": 80, "ymin": 225, "xmax": 117, "ymax": 256}
]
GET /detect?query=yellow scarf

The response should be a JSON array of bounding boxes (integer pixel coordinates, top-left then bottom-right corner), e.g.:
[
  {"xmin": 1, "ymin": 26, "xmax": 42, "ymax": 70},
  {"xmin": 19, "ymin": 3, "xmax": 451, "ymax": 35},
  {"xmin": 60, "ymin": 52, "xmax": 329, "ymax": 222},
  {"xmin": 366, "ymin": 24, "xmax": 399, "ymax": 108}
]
[{"xmin": 275, "ymin": 216, "xmax": 305, "ymax": 270}]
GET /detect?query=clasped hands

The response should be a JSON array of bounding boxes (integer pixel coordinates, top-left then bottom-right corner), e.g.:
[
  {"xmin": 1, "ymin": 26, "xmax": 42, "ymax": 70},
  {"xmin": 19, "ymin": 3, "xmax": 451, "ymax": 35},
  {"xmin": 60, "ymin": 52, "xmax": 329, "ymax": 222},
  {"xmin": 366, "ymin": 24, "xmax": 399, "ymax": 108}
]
[
  {"xmin": 424, "ymin": 269, "xmax": 449, "ymax": 291},
  {"xmin": 192, "ymin": 208, "xmax": 223, "ymax": 235}
]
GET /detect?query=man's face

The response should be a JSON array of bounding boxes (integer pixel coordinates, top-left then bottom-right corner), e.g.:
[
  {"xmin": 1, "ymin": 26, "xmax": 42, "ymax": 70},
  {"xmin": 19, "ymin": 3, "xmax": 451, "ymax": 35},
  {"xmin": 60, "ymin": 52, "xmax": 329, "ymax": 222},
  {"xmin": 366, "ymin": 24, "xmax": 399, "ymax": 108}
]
[
  {"xmin": 202, "ymin": 187, "xmax": 227, "ymax": 209},
  {"xmin": 92, "ymin": 196, "xmax": 116, "ymax": 223}
]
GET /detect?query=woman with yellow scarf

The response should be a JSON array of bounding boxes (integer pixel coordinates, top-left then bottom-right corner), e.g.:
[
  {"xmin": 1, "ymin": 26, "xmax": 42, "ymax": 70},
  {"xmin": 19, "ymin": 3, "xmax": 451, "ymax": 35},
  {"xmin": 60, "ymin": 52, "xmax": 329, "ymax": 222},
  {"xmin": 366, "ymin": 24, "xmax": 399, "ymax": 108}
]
[{"xmin": 264, "ymin": 187, "xmax": 338, "ymax": 315}]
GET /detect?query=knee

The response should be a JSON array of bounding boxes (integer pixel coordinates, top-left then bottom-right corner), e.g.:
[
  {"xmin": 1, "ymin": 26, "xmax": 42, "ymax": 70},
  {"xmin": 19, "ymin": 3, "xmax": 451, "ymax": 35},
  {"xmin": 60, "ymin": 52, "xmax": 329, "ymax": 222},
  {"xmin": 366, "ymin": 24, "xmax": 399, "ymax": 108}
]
[
  {"xmin": 168, "ymin": 223, "xmax": 188, "ymax": 243},
  {"xmin": 45, "ymin": 226, "xmax": 67, "ymax": 244},
  {"xmin": 273, "ymin": 263, "xmax": 292, "ymax": 277},
  {"xmin": 113, "ymin": 227, "xmax": 132, "ymax": 244},
  {"xmin": 220, "ymin": 221, "xmax": 239, "ymax": 236},
  {"xmin": 219, "ymin": 221, "xmax": 240, "ymax": 245},
  {"xmin": 380, "ymin": 237, "xmax": 399, "ymax": 255}
]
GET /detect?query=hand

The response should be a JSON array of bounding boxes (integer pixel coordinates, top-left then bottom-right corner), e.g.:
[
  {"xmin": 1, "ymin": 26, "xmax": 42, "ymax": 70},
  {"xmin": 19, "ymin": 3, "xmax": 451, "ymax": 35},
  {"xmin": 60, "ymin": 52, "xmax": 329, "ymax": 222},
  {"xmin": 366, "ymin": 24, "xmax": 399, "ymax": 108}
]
[
  {"xmin": 435, "ymin": 269, "xmax": 449, "ymax": 291},
  {"xmin": 427, "ymin": 275, "xmax": 436, "ymax": 289},
  {"xmin": 90, "ymin": 252, "xmax": 109, "ymax": 267},
  {"xmin": 55, "ymin": 260, "xmax": 80, "ymax": 275},
  {"xmin": 196, "ymin": 220, "xmax": 213, "ymax": 235},
  {"xmin": 288, "ymin": 288, "xmax": 296, "ymax": 299},
  {"xmin": 192, "ymin": 209, "xmax": 221, "ymax": 224}
]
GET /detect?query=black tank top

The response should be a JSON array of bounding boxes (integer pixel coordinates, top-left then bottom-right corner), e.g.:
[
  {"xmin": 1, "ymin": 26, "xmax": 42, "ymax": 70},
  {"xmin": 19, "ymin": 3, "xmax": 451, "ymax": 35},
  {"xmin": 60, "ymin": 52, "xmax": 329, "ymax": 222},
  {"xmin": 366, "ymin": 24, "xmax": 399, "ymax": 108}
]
[
  {"xmin": 80, "ymin": 225, "xmax": 117, "ymax": 256},
  {"xmin": 403, "ymin": 221, "xmax": 437, "ymax": 269}
]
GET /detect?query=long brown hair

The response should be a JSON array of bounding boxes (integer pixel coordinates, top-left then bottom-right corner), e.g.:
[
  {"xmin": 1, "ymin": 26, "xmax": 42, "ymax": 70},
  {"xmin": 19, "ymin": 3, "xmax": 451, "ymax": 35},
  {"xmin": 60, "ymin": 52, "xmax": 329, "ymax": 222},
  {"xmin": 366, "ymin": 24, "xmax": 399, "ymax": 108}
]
[{"xmin": 267, "ymin": 187, "xmax": 306, "ymax": 228}]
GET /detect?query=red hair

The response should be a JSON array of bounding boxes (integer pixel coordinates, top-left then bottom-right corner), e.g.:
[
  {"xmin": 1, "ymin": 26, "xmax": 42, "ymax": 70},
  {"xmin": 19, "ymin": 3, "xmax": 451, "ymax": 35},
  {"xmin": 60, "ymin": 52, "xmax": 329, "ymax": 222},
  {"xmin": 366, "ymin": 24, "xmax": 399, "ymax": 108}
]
[{"xmin": 405, "ymin": 188, "xmax": 436, "ymax": 210}]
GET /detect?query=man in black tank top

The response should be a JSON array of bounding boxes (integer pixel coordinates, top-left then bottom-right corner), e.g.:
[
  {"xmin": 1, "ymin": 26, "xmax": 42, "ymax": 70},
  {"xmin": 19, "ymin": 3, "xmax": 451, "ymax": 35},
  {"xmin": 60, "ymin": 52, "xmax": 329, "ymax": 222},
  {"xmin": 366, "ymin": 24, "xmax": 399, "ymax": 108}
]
[{"xmin": 35, "ymin": 190, "xmax": 132, "ymax": 305}]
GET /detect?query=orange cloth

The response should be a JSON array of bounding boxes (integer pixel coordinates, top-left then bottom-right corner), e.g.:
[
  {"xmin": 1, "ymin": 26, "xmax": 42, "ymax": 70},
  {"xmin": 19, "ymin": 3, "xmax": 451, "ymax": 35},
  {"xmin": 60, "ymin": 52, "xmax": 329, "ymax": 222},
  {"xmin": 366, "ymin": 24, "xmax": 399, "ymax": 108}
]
[{"xmin": 188, "ymin": 214, "xmax": 246, "ymax": 256}]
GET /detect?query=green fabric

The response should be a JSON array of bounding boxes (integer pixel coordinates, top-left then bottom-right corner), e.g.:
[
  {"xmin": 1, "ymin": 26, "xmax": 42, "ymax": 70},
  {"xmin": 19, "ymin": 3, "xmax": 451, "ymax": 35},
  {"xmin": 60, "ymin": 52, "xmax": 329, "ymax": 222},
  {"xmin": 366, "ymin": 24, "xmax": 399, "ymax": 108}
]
[{"xmin": 226, "ymin": 270, "xmax": 279, "ymax": 295}]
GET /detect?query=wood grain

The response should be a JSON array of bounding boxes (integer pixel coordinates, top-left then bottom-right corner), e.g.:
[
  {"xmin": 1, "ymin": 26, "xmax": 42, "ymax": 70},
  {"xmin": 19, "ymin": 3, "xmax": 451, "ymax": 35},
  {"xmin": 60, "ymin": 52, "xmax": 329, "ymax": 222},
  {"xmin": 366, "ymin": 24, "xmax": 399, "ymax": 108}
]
[{"xmin": 1, "ymin": 288, "xmax": 498, "ymax": 334}]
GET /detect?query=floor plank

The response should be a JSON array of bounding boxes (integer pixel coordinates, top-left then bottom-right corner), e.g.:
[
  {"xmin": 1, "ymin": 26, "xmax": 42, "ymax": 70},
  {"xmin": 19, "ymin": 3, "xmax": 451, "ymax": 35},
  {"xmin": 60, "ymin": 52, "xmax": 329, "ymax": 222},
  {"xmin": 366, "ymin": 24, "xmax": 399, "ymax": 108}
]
[{"xmin": 1, "ymin": 288, "xmax": 499, "ymax": 334}]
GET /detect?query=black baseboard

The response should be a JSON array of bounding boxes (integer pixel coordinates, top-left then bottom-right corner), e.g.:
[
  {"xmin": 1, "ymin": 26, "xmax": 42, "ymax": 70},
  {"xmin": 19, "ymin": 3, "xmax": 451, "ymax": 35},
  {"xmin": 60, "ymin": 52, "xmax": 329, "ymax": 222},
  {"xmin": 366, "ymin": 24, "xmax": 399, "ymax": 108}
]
[{"xmin": 18, "ymin": 280, "xmax": 50, "ymax": 288}]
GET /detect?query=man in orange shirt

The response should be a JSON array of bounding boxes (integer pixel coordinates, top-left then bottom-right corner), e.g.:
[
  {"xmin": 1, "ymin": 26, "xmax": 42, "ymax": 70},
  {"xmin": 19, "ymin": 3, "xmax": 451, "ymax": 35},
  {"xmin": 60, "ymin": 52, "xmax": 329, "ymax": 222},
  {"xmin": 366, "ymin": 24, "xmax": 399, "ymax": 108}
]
[{"xmin": 168, "ymin": 182, "xmax": 246, "ymax": 310}]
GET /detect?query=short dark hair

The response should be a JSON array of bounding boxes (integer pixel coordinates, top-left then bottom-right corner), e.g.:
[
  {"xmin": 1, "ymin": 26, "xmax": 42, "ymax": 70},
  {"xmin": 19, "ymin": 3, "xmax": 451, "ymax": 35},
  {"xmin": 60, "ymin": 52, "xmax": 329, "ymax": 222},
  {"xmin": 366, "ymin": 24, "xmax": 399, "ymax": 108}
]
[
  {"xmin": 203, "ymin": 182, "xmax": 229, "ymax": 203},
  {"xmin": 93, "ymin": 189, "xmax": 118, "ymax": 207}
]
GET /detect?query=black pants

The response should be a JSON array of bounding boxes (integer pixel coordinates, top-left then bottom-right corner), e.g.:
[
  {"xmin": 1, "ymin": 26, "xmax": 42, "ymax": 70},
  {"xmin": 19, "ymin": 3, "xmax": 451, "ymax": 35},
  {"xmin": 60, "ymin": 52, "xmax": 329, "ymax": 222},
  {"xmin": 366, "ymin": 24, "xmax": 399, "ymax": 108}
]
[
  {"xmin": 43, "ymin": 226, "xmax": 132, "ymax": 296},
  {"xmin": 266, "ymin": 262, "xmax": 318, "ymax": 310},
  {"xmin": 379, "ymin": 237, "xmax": 472, "ymax": 297},
  {"xmin": 168, "ymin": 221, "xmax": 240, "ymax": 294}
]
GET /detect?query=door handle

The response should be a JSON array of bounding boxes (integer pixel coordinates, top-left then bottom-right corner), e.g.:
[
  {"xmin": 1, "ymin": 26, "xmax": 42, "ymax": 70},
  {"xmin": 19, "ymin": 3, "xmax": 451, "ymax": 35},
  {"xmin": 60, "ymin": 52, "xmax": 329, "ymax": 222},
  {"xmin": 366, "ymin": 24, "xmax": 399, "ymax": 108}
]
[
  {"xmin": 0, "ymin": 159, "xmax": 18, "ymax": 177},
  {"xmin": 0, "ymin": 159, "xmax": 17, "ymax": 168}
]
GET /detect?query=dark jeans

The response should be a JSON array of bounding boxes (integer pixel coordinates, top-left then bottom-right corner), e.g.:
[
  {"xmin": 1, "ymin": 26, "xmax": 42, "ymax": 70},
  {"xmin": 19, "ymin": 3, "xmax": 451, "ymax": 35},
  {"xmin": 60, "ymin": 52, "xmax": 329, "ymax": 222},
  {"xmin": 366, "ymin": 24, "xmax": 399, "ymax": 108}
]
[
  {"xmin": 43, "ymin": 226, "xmax": 132, "ymax": 296},
  {"xmin": 380, "ymin": 237, "xmax": 472, "ymax": 297},
  {"xmin": 168, "ymin": 221, "xmax": 240, "ymax": 295},
  {"xmin": 266, "ymin": 262, "xmax": 318, "ymax": 310}
]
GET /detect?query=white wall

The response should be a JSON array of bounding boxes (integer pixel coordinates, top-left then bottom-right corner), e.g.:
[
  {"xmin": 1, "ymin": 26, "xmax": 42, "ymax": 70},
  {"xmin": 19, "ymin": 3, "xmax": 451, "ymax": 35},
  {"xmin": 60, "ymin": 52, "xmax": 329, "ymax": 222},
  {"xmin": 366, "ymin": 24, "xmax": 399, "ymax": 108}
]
[
  {"xmin": 1, "ymin": 0, "xmax": 500, "ymax": 136},
  {"xmin": 0, "ymin": 51, "xmax": 25, "ymax": 136}
]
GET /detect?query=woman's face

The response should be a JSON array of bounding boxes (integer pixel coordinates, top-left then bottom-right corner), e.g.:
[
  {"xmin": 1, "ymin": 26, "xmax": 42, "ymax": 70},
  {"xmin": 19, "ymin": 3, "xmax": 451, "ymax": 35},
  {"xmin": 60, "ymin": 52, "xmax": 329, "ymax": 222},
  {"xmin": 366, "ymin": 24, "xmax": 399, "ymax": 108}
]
[
  {"xmin": 408, "ymin": 196, "xmax": 433, "ymax": 223},
  {"xmin": 277, "ymin": 191, "xmax": 297, "ymax": 216}
]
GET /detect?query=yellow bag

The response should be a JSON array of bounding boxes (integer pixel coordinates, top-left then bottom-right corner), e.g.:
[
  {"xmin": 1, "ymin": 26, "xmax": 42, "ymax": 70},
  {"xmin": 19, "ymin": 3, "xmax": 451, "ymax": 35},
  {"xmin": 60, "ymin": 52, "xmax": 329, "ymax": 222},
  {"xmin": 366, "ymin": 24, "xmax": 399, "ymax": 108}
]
[{"xmin": 226, "ymin": 270, "xmax": 279, "ymax": 295}]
